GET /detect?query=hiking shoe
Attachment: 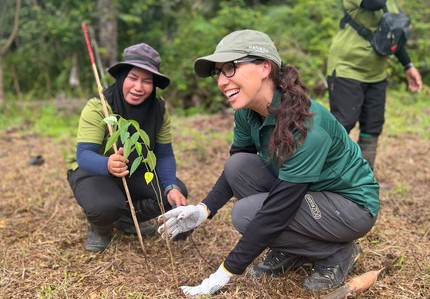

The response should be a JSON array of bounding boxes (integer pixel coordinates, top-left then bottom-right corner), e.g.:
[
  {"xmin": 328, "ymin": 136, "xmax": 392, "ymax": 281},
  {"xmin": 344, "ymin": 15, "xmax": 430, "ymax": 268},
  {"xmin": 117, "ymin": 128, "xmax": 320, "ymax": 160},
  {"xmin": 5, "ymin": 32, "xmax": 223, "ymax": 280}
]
[
  {"xmin": 249, "ymin": 249, "xmax": 310, "ymax": 278},
  {"xmin": 84, "ymin": 224, "xmax": 113, "ymax": 253},
  {"xmin": 303, "ymin": 243, "xmax": 362, "ymax": 291},
  {"xmin": 116, "ymin": 217, "xmax": 157, "ymax": 236}
]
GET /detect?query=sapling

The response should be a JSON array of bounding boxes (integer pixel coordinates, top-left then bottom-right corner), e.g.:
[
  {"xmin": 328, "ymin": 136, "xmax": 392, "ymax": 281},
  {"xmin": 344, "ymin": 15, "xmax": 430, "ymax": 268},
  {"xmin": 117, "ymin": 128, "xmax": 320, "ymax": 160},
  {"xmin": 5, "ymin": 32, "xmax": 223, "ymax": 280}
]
[
  {"xmin": 103, "ymin": 115, "xmax": 156, "ymax": 182},
  {"xmin": 81, "ymin": 22, "xmax": 148, "ymax": 256},
  {"xmin": 103, "ymin": 115, "xmax": 179, "ymax": 287},
  {"xmin": 83, "ymin": 21, "xmax": 178, "ymax": 289}
]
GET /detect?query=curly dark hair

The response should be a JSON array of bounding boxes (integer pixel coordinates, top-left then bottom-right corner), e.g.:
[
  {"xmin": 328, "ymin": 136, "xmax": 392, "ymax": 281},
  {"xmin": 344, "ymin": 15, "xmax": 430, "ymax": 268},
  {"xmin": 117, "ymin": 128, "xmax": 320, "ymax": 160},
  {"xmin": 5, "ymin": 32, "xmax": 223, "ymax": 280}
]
[{"xmin": 267, "ymin": 61, "xmax": 313, "ymax": 166}]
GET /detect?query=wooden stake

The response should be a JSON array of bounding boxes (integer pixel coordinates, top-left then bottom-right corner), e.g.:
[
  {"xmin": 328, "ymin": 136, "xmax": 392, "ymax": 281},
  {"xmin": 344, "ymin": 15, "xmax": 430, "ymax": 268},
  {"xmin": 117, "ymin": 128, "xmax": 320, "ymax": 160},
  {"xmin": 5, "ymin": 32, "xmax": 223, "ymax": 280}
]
[{"xmin": 81, "ymin": 22, "xmax": 147, "ymax": 257}]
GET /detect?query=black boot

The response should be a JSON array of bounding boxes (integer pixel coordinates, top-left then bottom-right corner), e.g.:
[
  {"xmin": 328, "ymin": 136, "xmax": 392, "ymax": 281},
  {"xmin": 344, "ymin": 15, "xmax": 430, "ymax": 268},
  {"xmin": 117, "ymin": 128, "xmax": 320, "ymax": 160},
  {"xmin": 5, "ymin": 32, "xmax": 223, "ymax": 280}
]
[
  {"xmin": 135, "ymin": 198, "xmax": 166, "ymax": 221},
  {"xmin": 116, "ymin": 215, "xmax": 157, "ymax": 236},
  {"xmin": 303, "ymin": 243, "xmax": 362, "ymax": 291},
  {"xmin": 84, "ymin": 223, "xmax": 113, "ymax": 253},
  {"xmin": 358, "ymin": 135, "xmax": 378, "ymax": 170},
  {"xmin": 248, "ymin": 249, "xmax": 311, "ymax": 278}
]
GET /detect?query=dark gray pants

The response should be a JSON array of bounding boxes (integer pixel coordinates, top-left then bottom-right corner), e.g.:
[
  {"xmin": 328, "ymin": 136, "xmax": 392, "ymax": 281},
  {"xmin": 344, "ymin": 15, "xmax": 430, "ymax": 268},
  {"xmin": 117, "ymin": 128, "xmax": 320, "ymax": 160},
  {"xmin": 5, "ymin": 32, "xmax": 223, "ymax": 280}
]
[
  {"xmin": 226, "ymin": 153, "xmax": 376, "ymax": 264},
  {"xmin": 67, "ymin": 168, "xmax": 187, "ymax": 227}
]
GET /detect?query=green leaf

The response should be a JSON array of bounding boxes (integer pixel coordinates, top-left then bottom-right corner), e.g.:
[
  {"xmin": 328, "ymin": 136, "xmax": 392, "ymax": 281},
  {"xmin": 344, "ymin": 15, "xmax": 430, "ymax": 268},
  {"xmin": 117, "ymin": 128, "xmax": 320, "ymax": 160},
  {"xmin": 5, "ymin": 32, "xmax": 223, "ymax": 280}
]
[
  {"xmin": 123, "ymin": 139, "xmax": 133, "ymax": 161},
  {"xmin": 120, "ymin": 131, "xmax": 130, "ymax": 144},
  {"xmin": 118, "ymin": 13, "xmax": 142, "ymax": 25},
  {"xmin": 103, "ymin": 116, "xmax": 118, "ymax": 126},
  {"xmin": 129, "ymin": 119, "xmax": 140, "ymax": 129},
  {"xmin": 138, "ymin": 128, "xmax": 150, "ymax": 146},
  {"xmin": 144, "ymin": 150, "xmax": 157, "ymax": 171},
  {"xmin": 104, "ymin": 130, "xmax": 120, "ymax": 154},
  {"xmin": 130, "ymin": 156, "xmax": 142, "ymax": 176},
  {"xmin": 393, "ymin": 256, "xmax": 405, "ymax": 268},
  {"xmin": 118, "ymin": 117, "xmax": 128, "ymax": 129},
  {"xmin": 131, "ymin": 132, "xmax": 140, "ymax": 142},
  {"xmin": 144, "ymin": 171, "xmax": 154, "ymax": 184},
  {"xmin": 120, "ymin": 122, "xmax": 131, "ymax": 133},
  {"xmin": 135, "ymin": 142, "xmax": 142, "ymax": 156}
]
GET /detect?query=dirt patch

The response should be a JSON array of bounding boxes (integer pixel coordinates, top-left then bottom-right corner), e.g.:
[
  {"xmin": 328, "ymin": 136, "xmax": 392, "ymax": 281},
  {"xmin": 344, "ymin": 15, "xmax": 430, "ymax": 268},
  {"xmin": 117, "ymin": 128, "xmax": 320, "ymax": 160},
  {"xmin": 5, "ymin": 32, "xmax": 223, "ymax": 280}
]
[{"xmin": 0, "ymin": 114, "xmax": 429, "ymax": 298}]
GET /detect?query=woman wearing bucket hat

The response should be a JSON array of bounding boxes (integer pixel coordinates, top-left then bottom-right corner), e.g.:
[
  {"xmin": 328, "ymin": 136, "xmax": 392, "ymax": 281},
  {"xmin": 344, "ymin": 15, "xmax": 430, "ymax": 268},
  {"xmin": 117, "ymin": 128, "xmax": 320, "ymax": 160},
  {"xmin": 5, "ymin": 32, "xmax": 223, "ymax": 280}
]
[
  {"xmin": 157, "ymin": 30, "xmax": 379, "ymax": 295},
  {"xmin": 67, "ymin": 43, "xmax": 188, "ymax": 253}
]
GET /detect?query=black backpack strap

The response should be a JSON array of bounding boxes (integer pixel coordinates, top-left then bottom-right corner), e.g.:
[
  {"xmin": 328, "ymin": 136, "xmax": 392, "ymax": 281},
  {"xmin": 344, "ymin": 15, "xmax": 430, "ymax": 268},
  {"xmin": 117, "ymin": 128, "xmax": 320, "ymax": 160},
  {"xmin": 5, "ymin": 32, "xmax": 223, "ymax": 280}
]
[
  {"xmin": 340, "ymin": 7, "xmax": 373, "ymax": 42},
  {"xmin": 339, "ymin": 11, "xmax": 349, "ymax": 29},
  {"xmin": 382, "ymin": 4, "xmax": 388, "ymax": 13}
]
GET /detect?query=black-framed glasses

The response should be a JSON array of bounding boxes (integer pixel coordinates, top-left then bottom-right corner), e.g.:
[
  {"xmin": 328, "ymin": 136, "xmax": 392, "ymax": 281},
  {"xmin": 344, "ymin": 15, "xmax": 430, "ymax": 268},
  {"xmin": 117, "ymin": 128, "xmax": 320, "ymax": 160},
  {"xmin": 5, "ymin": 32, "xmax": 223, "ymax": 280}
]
[{"xmin": 210, "ymin": 57, "xmax": 263, "ymax": 81}]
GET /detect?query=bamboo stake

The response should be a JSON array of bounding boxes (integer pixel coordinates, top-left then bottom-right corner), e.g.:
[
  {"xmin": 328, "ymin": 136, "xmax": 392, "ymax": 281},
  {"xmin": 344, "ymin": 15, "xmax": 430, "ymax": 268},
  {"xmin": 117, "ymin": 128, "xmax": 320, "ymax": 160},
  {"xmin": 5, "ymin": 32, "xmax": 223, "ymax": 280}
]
[
  {"xmin": 87, "ymin": 25, "xmax": 108, "ymax": 89},
  {"xmin": 81, "ymin": 22, "xmax": 147, "ymax": 257}
]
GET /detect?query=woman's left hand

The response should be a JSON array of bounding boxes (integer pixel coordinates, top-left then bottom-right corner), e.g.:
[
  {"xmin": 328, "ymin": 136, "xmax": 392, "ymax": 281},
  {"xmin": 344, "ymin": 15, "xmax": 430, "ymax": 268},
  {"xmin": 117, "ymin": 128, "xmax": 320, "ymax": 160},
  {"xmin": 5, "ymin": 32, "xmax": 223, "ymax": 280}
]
[{"xmin": 167, "ymin": 188, "xmax": 187, "ymax": 207}]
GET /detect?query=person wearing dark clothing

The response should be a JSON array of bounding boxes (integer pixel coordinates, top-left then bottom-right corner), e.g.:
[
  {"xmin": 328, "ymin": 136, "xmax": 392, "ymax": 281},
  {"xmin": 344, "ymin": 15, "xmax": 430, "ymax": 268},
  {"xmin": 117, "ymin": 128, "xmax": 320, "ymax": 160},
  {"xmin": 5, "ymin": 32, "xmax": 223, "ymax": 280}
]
[{"xmin": 327, "ymin": 0, "xmax": 422, "ymax": 169}]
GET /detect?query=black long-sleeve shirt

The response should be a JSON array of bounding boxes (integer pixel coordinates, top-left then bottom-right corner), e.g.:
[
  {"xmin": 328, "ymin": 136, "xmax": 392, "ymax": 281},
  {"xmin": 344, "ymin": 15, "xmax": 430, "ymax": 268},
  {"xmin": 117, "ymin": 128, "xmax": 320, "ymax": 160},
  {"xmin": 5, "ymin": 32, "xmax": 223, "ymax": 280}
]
[{"xmin": 202, "ymin": 146, "xmax": 310, "ymax": 274}]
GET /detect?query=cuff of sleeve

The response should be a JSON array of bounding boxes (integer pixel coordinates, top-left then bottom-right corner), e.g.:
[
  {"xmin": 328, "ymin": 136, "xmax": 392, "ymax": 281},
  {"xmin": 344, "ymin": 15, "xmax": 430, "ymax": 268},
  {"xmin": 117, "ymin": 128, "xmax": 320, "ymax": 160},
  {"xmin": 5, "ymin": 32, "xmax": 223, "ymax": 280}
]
[
  {"xmin": 198, "ymin": 203, "xmax": 211, "ymax": 217},
  {"xmin": 404, "ymin": 62, "xmax": 415, "ymax": 71},
  {"xmin": 221, "ymin": 262, "xmax": 234, "ymax": 277}
]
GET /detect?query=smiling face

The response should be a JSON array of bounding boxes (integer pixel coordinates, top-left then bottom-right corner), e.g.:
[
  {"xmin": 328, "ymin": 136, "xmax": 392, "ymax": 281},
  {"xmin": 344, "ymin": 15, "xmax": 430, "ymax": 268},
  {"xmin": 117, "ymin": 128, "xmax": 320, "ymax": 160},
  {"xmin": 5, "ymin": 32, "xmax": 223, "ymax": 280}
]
[
  {"xmin": 215, "ymin": 59, "xmax": 273, "ymax": 115},
  {"xmin": 122, "ymin": 67, "xmax": 154, "ymax": 105}
]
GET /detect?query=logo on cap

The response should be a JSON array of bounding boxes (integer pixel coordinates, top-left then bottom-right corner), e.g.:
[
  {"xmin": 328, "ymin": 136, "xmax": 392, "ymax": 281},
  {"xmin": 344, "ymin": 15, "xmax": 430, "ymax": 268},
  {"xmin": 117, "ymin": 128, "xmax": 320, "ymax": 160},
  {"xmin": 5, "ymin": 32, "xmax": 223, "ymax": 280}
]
[{"xmin": 248, "ymin": 45, "xmax": 269, "ymax": 54}]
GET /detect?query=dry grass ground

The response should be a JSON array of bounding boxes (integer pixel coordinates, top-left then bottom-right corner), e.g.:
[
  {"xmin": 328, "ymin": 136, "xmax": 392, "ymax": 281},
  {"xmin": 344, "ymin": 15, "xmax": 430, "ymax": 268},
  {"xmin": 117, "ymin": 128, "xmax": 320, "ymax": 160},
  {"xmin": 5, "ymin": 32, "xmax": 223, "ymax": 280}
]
[{"xmin": 1, "ymin": 113, "xmax": 429, "ymax": 298}]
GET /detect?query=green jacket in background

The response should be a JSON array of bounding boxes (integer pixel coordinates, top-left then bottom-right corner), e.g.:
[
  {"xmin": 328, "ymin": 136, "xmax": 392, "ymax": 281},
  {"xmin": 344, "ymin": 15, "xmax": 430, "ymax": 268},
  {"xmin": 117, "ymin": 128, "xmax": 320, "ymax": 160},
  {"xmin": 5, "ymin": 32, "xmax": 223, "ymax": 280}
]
[{"xmin": 327, "ymin": 0, "xmax": 401, "ymax": 82}]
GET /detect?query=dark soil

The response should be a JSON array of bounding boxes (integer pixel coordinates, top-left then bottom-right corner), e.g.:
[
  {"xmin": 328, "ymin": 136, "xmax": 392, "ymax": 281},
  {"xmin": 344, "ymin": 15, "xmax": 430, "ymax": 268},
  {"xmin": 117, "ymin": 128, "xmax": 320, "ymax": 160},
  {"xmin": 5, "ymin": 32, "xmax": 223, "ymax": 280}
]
[{"xmin": 1, "ymin": 113, "xmax": 429, "ymax": 298}]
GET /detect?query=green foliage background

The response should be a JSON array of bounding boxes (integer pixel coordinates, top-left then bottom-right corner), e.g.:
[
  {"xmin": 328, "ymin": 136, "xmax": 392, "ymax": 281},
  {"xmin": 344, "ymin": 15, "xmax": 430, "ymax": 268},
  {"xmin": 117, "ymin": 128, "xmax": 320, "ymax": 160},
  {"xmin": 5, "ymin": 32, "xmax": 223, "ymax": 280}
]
[{"xmin": 2, "ymin": 0, "xmax": 430, "ymax": 112}]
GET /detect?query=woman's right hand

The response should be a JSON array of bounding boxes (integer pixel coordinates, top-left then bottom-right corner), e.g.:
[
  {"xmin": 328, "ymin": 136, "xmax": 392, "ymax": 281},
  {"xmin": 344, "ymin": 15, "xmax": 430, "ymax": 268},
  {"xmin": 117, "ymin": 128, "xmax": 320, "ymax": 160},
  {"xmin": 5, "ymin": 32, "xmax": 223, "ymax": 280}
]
[
  {"xmin": 107, "ymin": 147, "xmax": 129, "ymax": 177},
  {"xmin": 157, "ymin": 204, "xmax": 209, "ymax": 239}
]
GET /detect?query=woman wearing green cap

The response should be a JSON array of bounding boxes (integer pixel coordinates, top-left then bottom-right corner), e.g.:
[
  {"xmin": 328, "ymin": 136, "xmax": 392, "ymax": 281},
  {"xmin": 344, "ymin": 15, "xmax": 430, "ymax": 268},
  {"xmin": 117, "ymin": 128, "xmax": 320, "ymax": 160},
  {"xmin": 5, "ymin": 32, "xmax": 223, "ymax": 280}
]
[
  {"xmin": 67, "ymin": 43, "xmax": 188, "ymax": 253},
  {"xmin": 158, "ymin": 29, "xmax": 379, "ymax": 295}
]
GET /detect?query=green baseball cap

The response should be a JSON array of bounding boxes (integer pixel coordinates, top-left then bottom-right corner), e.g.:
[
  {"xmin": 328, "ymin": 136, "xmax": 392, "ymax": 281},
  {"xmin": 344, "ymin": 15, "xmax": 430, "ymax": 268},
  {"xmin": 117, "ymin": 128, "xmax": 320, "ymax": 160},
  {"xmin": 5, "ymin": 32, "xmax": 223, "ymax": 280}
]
[{"xmin": 194, "ymin": 29, "xmax": 282, "ymax": 78}]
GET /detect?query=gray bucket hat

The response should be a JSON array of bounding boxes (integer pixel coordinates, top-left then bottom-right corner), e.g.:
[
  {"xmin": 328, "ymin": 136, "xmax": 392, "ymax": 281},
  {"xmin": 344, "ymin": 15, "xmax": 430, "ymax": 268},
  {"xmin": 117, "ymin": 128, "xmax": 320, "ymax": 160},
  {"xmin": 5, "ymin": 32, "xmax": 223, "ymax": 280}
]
[
  {"xmin": 108, "ymin": 43, "xmax": 170, "ymax": 89},
  {"xmin": 194, "ymin": 29, "xmax": 282, "ymax": 78}
]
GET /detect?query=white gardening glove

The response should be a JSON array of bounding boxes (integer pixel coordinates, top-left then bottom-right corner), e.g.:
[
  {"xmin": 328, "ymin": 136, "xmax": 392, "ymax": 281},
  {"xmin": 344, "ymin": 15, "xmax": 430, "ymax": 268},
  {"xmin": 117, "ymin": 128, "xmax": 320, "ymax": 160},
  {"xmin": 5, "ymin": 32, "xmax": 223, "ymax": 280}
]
[
  {"xmin": 180, "ymin": 263, "xmax": 233, "ymax": 296},
  {"xmin": 157, "ymin": 203, "xmax": 209, "ymax": 240}
]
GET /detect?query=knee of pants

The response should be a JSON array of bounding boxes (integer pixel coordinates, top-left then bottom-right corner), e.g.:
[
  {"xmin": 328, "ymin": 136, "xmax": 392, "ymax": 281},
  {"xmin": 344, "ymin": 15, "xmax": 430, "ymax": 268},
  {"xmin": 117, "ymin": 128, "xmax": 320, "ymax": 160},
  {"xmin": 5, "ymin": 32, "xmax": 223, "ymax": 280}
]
[
  {"xmin": 85, "ymin": 201, "xmax": 122, "ymax": 226},
  {"xmin": 224, "ymin": 153, "xmax": 241, "ymax": 181},
  {"xmin": 231, "ymin": 192, "xmax": 268, "ymax": 235},
  {"xmin": 224, "ymin": 152, "xmax": 257, "ymax": 182},
  {"xmin": 231, "ymin": 203, "xmax": 247, "ymax": 235},
  {"xmin": 231, "ymin": 198, "xmax": 259, "ymax": 235}
]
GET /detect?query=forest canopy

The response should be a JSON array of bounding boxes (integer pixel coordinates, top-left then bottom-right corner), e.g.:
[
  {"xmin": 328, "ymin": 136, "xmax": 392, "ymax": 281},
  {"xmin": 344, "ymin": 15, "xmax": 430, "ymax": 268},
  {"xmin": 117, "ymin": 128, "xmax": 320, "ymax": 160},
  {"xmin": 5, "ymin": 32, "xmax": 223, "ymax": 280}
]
[{"xmin": 1, "ymin": 0, "xmax": 429, "ymax": 112}]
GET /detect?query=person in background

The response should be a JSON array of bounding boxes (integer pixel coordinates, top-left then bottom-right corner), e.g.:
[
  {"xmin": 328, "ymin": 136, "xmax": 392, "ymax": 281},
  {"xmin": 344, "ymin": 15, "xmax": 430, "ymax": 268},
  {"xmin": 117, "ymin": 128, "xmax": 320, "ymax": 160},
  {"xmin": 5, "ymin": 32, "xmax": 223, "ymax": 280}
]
[
  {"xmin": 327, "ymin": 0, "xmax": 422, "ymax": 170},
  {"xmin": 67, "ymin": 43, "xmax": 188, "ymax": 253},
  {"xmin": 157, "ymin": 29, "xmax": 379, "ymax": 295}
]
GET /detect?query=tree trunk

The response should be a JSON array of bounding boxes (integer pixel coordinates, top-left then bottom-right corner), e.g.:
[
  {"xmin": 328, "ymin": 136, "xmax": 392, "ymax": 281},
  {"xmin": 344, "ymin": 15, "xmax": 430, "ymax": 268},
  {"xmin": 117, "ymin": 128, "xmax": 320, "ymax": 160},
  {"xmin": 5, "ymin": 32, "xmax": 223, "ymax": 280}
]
[
  {"xmin": 11, "ymin": 64, "xmax": 21, "ymax": 98},
  {"xmin": 69, "ymin": 52, "xmax": 80, "ymax": 88},
  {"xmin": 0, "ymin": 0, "xmax": 22, "ymax": 108},
  {"xmin": 97, "ymin": 0, "xmax": 118, "ymax": 70}
]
